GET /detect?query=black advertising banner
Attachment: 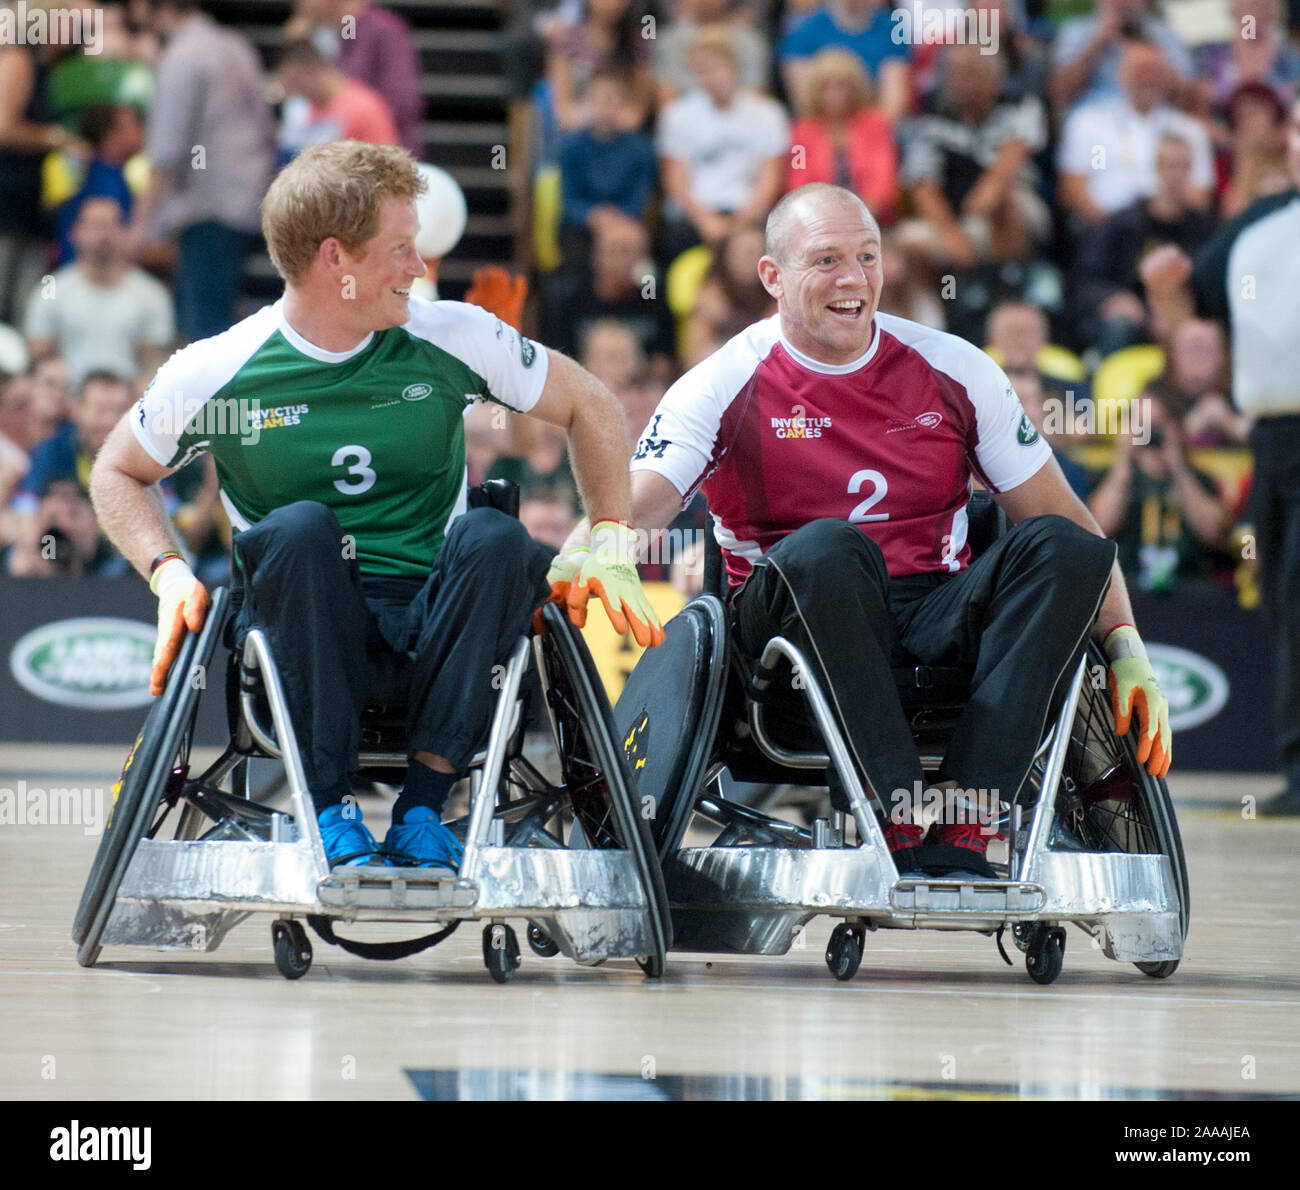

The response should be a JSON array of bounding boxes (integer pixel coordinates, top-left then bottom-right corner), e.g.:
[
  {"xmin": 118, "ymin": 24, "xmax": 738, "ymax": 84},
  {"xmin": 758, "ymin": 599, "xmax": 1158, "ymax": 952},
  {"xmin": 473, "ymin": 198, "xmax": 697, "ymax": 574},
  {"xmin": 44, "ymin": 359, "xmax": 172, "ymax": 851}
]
[{"xmin": 1, "ymin": 576, "xmax": 229, "ymax": 746}]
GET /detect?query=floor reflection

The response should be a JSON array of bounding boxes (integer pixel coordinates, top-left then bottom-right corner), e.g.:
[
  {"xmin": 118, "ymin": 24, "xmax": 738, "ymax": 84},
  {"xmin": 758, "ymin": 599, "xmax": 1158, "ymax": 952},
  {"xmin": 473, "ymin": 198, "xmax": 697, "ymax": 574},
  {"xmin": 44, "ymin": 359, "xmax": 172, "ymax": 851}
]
[{"xmin": 406, "ymin": 1069, "xmax": 1295, "ymax": 1101}]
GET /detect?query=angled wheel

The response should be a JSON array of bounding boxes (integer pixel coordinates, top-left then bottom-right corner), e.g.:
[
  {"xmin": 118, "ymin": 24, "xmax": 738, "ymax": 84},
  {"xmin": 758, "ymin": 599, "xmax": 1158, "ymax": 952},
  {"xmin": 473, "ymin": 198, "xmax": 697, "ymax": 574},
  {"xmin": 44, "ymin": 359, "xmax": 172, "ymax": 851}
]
[
  {"xmin": 73, "ymin": 588, "xmax": 231, "ymax": 967},
  {"xmin": 1044, "ymin": 642, "xmax": 1189, "ymax": 977},
  {"xmin": 535, "ymin": 603, "xmax": 671, "ymax": 975}
]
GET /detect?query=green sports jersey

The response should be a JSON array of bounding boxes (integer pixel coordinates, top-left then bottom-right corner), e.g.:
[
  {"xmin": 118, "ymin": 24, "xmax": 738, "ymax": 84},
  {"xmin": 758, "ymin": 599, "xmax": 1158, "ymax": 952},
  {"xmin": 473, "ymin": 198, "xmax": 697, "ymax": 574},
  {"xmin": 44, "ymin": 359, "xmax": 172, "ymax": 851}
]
[{"xmin": 132, "ymin": 297, "xmax": 548, "ymax": 578}]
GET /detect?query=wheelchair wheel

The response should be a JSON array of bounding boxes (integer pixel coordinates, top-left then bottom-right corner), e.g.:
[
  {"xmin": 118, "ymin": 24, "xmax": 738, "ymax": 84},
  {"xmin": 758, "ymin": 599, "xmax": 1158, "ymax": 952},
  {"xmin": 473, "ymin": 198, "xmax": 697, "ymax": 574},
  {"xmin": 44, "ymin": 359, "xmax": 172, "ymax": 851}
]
[
  {"xmin": 272, "ymin": 919, "xmax": 313, "ymax": 980},
  {"xmin": 1055, "ymin": 643, "xmax": 1190, "ymax": 977},
  {"xmin": 826, "ymin": 921, "xmax": 865, "ymax": 982},
  {"xmin": 72, "ymin": 589, "xmax": 230, "ymax": 967},
  {"xmin": 535, "ymin": 603, "xmax": 671, "ymax": 974}
]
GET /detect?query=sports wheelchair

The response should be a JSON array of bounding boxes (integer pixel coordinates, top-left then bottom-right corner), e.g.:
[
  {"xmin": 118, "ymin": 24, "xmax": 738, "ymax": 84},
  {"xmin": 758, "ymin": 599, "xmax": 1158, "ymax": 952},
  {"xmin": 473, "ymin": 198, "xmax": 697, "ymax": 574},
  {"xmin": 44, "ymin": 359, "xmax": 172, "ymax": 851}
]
[
  {"xmin": 613, "ymin": 494, "xmax": 1188, "ymax": 985},
  {"xmin": 73, "ymin": 484, "xmax": 670, "ymax": 983}
]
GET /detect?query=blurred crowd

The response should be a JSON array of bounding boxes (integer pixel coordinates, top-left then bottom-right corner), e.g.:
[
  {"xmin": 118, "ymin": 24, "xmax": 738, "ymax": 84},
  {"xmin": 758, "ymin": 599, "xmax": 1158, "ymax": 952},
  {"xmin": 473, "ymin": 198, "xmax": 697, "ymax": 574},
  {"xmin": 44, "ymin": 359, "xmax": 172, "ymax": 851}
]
[{"xmin": 1, "ymin": 0, "xmax": 1293, "ymax": 599}]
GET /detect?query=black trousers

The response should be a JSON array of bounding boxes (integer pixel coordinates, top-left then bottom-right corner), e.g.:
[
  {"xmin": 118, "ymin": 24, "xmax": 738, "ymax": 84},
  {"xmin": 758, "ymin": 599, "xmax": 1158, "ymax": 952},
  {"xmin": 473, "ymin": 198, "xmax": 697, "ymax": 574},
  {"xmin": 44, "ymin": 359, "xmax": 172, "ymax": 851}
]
[
  {"xmin": 1248, "ymin": 416, "xmax": 1300, "ymax": 794},
  {"xmin": 732, "ymin": 515, "xmax": 1117, "ymax": 807},
  {"xmin": 233, "ymin": 501, "xmax": 553, "ymax": 804}
]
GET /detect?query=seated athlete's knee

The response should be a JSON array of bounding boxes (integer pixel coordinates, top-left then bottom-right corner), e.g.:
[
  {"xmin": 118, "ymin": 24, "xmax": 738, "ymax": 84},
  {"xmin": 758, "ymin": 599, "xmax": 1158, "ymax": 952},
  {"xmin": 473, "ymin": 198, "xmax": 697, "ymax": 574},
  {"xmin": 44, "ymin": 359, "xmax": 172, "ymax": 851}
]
[
  {"xmin": 254, "ymin": 500, "xmax": 343, "ymax": 543},
  {"xmin": 1011, "ymin": 514, "xmax": 1115, "ymax": 574},
  {"xmin": 442, "ymin": 507, "xmax": 532, "ymax": 564},
  {"xmin": 778, "ymin": 518, "xmax": 887, "ymax": 580},
  {"xmin": 236, "ymin": 501, "xmax": 347, "ymax": 566}
]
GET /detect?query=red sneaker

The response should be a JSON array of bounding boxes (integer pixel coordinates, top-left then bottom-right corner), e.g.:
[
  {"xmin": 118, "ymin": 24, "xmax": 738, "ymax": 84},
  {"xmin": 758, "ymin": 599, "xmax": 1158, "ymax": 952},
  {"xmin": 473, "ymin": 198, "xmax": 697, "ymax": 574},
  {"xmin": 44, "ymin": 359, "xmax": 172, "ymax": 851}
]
[
  {"xmin": 881, "ymin": 819, "xmax": 924, "ymax": 853},
  {"xmin": 927, "ymin": 821, "xmax": 992, "ymax": 856}
]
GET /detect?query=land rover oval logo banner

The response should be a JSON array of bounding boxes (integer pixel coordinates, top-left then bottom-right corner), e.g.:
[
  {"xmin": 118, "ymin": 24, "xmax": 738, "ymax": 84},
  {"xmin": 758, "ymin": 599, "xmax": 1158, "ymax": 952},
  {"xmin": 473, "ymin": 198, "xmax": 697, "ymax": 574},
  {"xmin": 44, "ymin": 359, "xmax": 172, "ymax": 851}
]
[
  {"xmin": 9, "ymin": 618, "xmax": 155, "ymax": 710},
  {"xmin": 1146, "ymin": 643, "xmax": 1229, "ymax": 733}
]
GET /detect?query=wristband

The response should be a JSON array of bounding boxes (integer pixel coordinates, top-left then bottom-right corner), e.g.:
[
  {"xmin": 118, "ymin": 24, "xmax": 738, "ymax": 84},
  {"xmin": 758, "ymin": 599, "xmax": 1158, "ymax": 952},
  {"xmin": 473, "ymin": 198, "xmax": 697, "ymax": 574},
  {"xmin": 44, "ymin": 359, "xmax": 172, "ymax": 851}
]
[
  {"xmin": 150, "ymin": 550, "xmax": 182, "ymax": 576},
  {"xmin": 1103, "ymin": 624, "xmax": 1148, "ymax": 663}
]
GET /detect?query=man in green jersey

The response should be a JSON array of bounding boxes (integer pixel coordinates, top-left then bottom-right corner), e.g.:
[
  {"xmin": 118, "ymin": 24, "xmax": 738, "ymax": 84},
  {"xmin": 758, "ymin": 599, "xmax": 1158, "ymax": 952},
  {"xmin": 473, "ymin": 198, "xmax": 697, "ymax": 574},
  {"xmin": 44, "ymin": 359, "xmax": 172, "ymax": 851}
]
[{"xmin": 90, "ymin": 141, "xmax": 663, "ymax": 868}]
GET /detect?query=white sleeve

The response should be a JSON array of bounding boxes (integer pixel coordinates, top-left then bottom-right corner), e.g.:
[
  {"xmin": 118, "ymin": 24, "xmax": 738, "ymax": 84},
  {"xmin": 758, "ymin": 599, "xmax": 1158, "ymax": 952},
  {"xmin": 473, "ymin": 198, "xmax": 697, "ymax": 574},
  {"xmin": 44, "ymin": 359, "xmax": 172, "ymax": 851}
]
[
  {"xmin": 130, "ymin": 345, "xmax": 220, "ymax": 468},
  {"xmin": 406, "ymin": 300, "xmax": 549, "ymax": 413},
  {"xmin": 129, "ymin": 309, "xmax": 275, "ymax": 468},
  {"xmin": 1056, "ymin": 107, "xmax": 1093, "ymax": 175},
  {"xmin": 1185, "ymin": 119, "xmax": 1214, "ymax": 191},
  {"xmin": 964, "ymin": 351, "xmax": 1053, "ymax": 494},
  {"xmin": 140, "ymin": 275, "xmax": 176, "ymax": 346},
  {"xmin": 756, "ymin": 97, "xmax": 791, "ymax": 158},
  {"xmin": 655, "ymin": 97, "xmax": 689, "ymax": 158}
]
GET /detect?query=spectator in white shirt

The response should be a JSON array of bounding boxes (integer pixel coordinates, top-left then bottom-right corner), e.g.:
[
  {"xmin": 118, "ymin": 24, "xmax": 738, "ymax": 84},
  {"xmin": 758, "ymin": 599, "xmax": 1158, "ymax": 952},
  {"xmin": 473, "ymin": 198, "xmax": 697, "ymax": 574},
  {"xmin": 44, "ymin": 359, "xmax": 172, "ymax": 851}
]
[
  {"xmin": 23, "ymin": 196, "xmax": 175, "ymax": 387},
  {"xmin": 1057, "ymin": 41, "xmax": 1213, "ymax": 229},
  {"xmin": 657, "ymin": 26, "xmax": 790, "ymax": 263}
]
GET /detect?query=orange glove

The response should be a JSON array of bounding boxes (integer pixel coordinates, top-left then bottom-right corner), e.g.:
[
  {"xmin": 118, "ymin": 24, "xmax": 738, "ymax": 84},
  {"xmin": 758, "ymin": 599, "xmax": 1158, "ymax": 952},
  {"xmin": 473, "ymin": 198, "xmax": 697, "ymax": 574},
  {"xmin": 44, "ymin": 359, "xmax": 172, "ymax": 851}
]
[
  {"xmin": 464, "ymin": 266, "xmax": 527, "ymax": 330},
  {"xmin": 1104, "ymin": 625, "xmax": 1172, "ymax": 779},
  {"xmin": 149, "ymin": 556, "xmax": 210, "ymax": 696},
  {"xmin": 548, "ymin": 522, "xmax": 665, "ymax": 648}
]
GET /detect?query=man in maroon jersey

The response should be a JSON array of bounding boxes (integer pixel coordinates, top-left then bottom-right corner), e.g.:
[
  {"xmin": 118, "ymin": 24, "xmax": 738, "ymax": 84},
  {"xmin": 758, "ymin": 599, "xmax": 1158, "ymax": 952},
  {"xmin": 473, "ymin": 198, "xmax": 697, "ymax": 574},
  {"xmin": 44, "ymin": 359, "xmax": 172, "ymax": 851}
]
[{"xmin": 553, "ymin": 182, "xmax": 1171, "ymax": 877}]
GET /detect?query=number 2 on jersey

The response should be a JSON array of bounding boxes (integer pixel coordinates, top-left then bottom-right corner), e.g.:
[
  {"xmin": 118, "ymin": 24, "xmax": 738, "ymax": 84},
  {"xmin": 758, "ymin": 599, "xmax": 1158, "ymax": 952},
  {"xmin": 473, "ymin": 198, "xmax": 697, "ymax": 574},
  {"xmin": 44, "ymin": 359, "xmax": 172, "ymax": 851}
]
[
  {"xmin": 847, "ymin": 469, "xmax": 888, "ymax": 522},
  {"xmin": 332, "ymin": 445, "xmax": 376, "ymax": 495}
]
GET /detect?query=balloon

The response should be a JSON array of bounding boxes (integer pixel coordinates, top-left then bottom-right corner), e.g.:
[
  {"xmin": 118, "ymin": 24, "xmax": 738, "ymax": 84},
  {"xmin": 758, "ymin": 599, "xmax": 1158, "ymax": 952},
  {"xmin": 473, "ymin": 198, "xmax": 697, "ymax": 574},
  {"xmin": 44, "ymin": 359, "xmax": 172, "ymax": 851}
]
[{"xmin": 414, "ymin": 163, "xmax": 468, "ymax": 260}]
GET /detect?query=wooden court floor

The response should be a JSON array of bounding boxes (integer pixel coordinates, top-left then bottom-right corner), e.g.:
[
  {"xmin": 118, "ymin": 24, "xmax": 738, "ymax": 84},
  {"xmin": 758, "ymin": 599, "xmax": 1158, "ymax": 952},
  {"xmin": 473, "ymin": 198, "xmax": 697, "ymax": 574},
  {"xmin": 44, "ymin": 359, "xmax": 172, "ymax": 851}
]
[{"xmin": 1, "ymin": 749, "xmax": 1296, "ymax": 1101}]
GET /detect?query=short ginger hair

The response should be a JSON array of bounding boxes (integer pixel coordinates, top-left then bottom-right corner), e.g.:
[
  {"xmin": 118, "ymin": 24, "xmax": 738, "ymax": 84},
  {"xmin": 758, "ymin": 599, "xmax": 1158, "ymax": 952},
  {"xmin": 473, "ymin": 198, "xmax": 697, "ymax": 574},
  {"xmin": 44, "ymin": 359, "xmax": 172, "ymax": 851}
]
[{"xmin": 261, "ymin": 141, "xmax": 427, "ymax": 284}]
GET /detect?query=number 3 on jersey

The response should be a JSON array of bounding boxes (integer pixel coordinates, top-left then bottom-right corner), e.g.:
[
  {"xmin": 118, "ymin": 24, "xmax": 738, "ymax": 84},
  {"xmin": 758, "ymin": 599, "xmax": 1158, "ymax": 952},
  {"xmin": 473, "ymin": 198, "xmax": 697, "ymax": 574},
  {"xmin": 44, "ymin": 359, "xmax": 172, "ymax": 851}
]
[
  {"xmin": 847, "ymin": 469, "xmax": 888, "ymax": 523},
  {"xmin": 332, "ymin": 444, "xmax": 376, "ymax": 495}
]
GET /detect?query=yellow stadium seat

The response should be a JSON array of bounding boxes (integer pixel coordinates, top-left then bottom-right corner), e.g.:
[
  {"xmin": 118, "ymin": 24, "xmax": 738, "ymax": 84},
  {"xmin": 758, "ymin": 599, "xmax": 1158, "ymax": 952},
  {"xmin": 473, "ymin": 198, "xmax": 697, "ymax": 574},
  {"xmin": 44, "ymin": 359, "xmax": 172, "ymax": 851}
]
[
  {"xmin": 41, "ymin": 149, "xmax": 82, "ymax": 209},
  {"xmin": 1092, "ymin": 344, "xmax": 1166, "ymax": 427},
  {"xmin": 984, "ymin": 343, "xmax": 1087, "ymax": 384},
  {"xmin": 665, "ymin": 244, "xmax": 714, "ymax": 320},
  {"xmin": 666, "ymin": 244, "xmax": 714, "ymax": 362},
  {"xmin": 532, "ymin": 166, "xmax": 563, "ymax": 274}
]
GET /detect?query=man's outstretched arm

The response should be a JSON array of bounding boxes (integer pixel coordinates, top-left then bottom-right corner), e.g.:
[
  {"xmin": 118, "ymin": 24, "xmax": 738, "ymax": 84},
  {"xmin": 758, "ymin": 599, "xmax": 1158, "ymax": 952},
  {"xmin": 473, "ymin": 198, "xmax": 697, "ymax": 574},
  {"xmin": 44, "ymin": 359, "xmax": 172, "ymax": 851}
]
[
  {"xmin": 527, "ymin": 350, "xmax": 665, "ymax": 646},
  {"xmin": 995, "ymin": 458, "xmax": 1170, "ymax": 778},
  {"xmin": 90, "ymin": 416, "xmax": 210, "ymax": 693}
]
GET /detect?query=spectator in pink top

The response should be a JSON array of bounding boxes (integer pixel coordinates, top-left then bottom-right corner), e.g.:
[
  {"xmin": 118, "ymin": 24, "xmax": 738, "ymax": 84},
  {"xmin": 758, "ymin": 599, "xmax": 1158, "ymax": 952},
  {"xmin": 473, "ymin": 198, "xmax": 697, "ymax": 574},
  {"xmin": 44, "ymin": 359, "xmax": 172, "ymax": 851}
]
[
  {"xmin": 290, "ymin": 0, "xmax": 424, "ymax": 157},
  {"xmin": 785, "ymin": 49, "xmax": 897, "ymax": 223},
  {"xmin": 278, "ymin": 39, "xmax": 399, "ymax": 151}
]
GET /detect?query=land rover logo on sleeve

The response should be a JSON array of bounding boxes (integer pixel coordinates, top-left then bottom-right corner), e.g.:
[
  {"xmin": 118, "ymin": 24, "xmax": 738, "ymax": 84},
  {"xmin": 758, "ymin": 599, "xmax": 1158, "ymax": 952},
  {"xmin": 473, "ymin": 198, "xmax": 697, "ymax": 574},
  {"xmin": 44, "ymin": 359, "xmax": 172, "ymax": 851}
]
[
  {"xmin": 1017, "ymin": 412, "xmax": 1040, "ymax": 445},
  {"xmin": 10, "ymin": 618, "xmax": 156, "ymax": 709},
  {"xmin": 402, "ymin": 383, "xmax": 432, "ymax": 401}
]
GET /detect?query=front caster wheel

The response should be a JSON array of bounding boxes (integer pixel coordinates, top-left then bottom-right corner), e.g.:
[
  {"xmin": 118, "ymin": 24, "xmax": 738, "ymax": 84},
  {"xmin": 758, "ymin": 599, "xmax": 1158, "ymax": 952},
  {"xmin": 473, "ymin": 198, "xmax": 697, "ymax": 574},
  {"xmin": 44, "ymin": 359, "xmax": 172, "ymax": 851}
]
[
  {"xmin": 635, "ymin": 953, "xmax": 664, "ymax": 978},
  {"xmin": 483, "ymin": 923, "xmax": 521, "ymax": 984},
  {"xmin": 526, "ymin": 921, "xmax": 560, "ymax": 957},
  {"xmin": 826, "ymin": 921, "xmax": 865, "ymax": 982},
  {"xmin": 272, "ymin": 919, "xmax": 312, "ymax": 980},
  {"xmin": 1025, "ymin": 926, "xmax": 1066, "ymax": 985},
  {"xmin": 1135, "ymin": 959, "xmax": 1179, "ymax": 979}
]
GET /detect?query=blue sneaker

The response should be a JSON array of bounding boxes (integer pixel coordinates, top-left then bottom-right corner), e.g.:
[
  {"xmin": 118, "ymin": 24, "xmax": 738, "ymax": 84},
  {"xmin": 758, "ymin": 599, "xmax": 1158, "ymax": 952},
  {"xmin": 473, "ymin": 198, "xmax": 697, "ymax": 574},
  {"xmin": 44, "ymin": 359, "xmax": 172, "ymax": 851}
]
[
  {"xmin": 318, "ymin": 804, "xmax": 383, "ymax": 867},
  {"xmin": 384, "ymin": 806, "xmax": 464, "ymax": 869}
]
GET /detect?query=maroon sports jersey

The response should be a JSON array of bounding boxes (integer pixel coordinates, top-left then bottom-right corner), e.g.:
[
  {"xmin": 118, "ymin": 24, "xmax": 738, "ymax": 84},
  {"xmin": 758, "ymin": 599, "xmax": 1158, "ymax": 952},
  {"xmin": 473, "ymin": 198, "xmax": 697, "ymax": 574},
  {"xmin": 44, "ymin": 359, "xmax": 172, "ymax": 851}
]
[{"xmin": 631, "ymin": 312, "xmax": 1052, "ymax": 585}]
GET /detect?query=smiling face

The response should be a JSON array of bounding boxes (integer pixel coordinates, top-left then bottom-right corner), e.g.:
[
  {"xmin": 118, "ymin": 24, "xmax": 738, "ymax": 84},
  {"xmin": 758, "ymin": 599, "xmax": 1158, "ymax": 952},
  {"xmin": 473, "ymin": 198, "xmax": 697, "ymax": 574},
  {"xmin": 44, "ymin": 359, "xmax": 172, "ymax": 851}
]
[
  {"xmin": 333, "ymin": 195, "xmax": 426, "ymax": 332},
  {"xmin": 759, "ymin": 192, "xmax": 883, "ymax": 366}
]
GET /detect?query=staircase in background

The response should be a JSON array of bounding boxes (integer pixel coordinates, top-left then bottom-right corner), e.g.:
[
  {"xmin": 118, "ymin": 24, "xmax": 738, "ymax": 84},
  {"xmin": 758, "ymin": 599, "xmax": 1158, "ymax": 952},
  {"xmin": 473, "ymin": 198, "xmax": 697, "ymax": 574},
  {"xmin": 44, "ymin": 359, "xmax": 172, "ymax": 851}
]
[{"xmin": 206, "ymin": 0, "xmax": 515, "ymax": 304}]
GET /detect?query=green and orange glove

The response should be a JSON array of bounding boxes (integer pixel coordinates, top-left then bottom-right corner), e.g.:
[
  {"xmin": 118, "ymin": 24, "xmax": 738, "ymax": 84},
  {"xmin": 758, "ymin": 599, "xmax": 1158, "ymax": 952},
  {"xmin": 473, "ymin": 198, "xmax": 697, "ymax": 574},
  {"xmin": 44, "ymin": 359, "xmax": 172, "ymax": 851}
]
[
  {"xmin": 149, "ymin": 555, "xmax": 210, "ymax": 696},
  {"xmin": 1104, "ymin": 624, "xmax": 1171, "ymax": 779},
  {"xmin": 546, "ymin": 520, "xmax": 665, "ymax": 648}
]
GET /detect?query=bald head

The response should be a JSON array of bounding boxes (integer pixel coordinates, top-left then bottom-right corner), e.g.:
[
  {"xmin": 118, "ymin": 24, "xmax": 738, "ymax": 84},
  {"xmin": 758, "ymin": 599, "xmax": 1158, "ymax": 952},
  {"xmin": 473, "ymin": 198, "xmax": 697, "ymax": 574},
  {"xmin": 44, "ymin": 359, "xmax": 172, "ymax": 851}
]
[{"xmin": 765, "ymin": 184, "xmax": 878, "ymax": 266}]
